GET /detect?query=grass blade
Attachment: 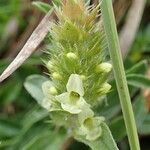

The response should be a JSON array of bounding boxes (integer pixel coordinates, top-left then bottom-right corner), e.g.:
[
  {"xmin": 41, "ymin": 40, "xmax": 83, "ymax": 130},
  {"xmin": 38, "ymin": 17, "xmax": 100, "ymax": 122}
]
[{"xmin": 101, "ymin": 0, "xmax": 140, "ymax": 150}]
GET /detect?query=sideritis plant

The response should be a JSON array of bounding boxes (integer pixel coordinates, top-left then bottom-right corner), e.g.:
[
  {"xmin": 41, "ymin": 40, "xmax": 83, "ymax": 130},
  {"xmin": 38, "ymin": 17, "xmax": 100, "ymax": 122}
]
[{"xmin": 26, "ymin": 0, "xmax": 118, "ymax": 149}]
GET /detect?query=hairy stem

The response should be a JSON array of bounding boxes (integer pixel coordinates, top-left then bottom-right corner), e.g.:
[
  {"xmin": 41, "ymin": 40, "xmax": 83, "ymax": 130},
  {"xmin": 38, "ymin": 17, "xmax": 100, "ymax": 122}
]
[{"xmin": 101, "ymin": 0, "xmax": 140, "ymax": 150}]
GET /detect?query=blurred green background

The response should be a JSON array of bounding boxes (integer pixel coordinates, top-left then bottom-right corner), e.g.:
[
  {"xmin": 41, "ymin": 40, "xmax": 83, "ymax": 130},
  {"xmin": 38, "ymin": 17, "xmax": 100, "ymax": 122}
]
[{"xmin": 0, "ymin": 0, "xmax": 150, "ymax": 150}]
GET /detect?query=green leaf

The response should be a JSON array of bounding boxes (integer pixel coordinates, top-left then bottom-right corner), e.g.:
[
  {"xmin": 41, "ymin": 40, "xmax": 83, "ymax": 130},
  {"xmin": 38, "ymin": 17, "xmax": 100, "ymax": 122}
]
[
  {"xmin": 21, "ymin": 106, "xmax": 48, "ymax": 131},
  {"xmin": 8, "ymin": 119, "xmax": 67, "ymax": 150},
  {"xmin": 0, "ymin": 106, "xmax": 49, "ymax": 149},
  {"xmin": 109, "ymin": 117, "xmax": 126, "ymax": 142},
  {"xmin": 24, "ymin": 74, "xmax": 48, "ymax": 104},
  {"xmin": 133, "ymin": 97, "xmax": 147, "ymax": 130},
  {"xmin": 0, "ymin": 79, "xmax": 22, "ymax": 105},
  {"xmin": 9, "ymin": 107, "xmax": 49, "ymax": 149},
  {"xmin": 75, "ymin": 123, "xmax": 118, "ymax": 150},
  {"xmin": 127, "ymin": 74, "xmax": 150, "ymax": 88},
  {"xmin": 25, "ymin": 129, "xmax": 67, "ymax": 150},
  {"xmin": 0, "ymin": 119, "xmax": 20, "ymax": 138},
  {"xmin": 126, "ymin": 60, "xmax": 147, "ymax": 74},
  {"xmin": 32, "ymin": 2, "xmax": 52, "ymax": 13},
  {"xmin": 139, "ymin": 114, "xmax": 150, "ymax": 135},
  {"xmin": 13, "ymin": 125, "xmax": 67, "ymax": 150},
  {"xmin": 133, "ymin": 97, "xmax": 150, "ymax": 135},
  {"xmin": 110, "ymin": 97, "xmax": 150, "ymax": 141},
  {"xmin": 109, "ymin": 97, "xmax": 149, "ymax": 142}
]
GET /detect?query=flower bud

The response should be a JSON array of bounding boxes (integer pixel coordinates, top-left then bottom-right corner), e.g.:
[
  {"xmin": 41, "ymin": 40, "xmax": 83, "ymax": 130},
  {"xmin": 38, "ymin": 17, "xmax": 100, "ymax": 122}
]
[
  {"xmin": 80, "ymin": 75, "xmax": 86, "ymax": 81},
  {"xmin": 95, "ymin": 63, "xmax": 112, "ymax": 73},
  {"xmin": 66, "ymin": 52, "xmax": 78, "ymax": 60},
  {"xmin": 97, "ymin": 83, "xmax": 111, "ymax": 95},
  {"xmin": 52, "ymin": 72, "xmax": 62, "ymax": 80},
  {"xmin": 47, "ymin": 61, "xmax": 54, "ymax": 70},
  {"xmin": 49, "ymin": 87, "xmax": 58, "ymax": 95}
]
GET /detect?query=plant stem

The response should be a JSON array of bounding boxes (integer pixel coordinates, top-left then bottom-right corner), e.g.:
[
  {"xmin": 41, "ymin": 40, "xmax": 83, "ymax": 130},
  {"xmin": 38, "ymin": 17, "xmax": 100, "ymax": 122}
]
[{"xmin": 100, "ymin": 0, "xmax": 140, "ymax": 150}]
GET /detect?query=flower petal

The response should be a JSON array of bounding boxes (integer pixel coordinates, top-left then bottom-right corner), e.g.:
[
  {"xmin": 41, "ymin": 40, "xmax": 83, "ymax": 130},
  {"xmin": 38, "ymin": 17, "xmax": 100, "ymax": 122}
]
[
  {"xmin": 55, "ymin": 92, "xmax": 69, "ymax": 102},
  {"xmin": 66, "ymin": 74, "xmax": 84, "ymax": 96},
  {"xmin": 77, "ymin": 116, "xmax": 104, "ymax": 141},
  {"xmin": 61, "ymin": 103, "xmax": 82, "ymax": 114},
  {"xmin": 93, "ymin": 117, "xmax": 105, "ymax": 127},
  {"xmin": 86, "ymin": 126, "xmax": 102, "ymax": 141},
  {"xmin": 56, "ymin": 93, "xmax": 87, "ymax": 114}
]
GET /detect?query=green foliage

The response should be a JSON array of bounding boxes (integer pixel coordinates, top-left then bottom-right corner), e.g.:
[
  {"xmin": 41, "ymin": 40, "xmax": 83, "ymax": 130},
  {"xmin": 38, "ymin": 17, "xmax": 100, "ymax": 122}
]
[
  {"xmin": 0, "ymin": 0, "xmax": 20, "ymax": 24},
  {"xmin": 0, "ymin": 0, "xmax": 150, "ymax": 150},
  {"xmin": 126, "ymin": 60, "xmax": 147, "ymax": 74},
  {"xmin": 0, "ymin": 106, "xmax": 68, "ymax": 150},
  {"xmin": 109, "ymin": 116, "xmax": 126, "ymax": 142},
  {"xmin": 127, "ymin": 74, "xmax": 150, "ymax": 88}
]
